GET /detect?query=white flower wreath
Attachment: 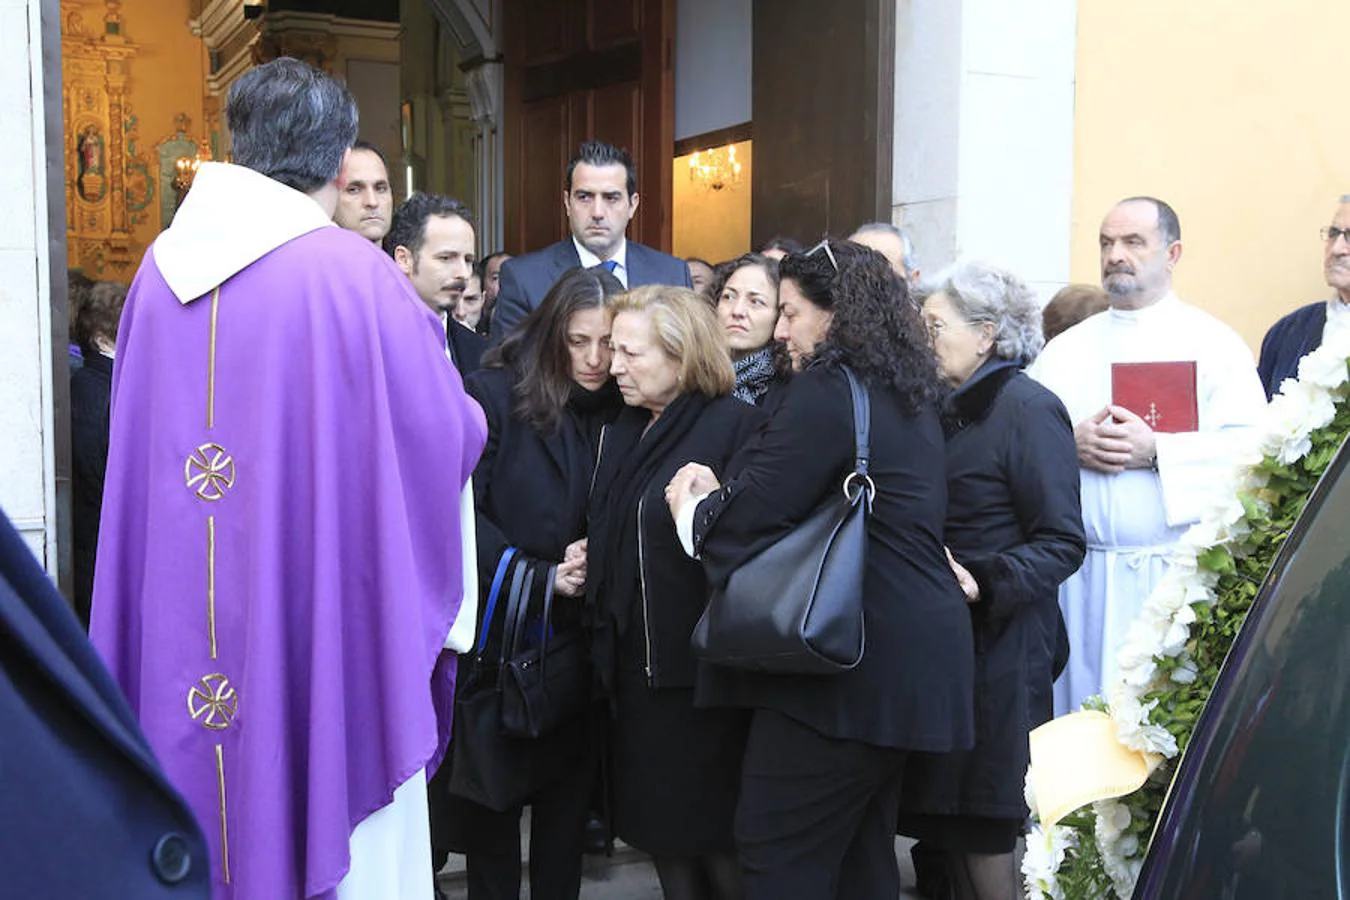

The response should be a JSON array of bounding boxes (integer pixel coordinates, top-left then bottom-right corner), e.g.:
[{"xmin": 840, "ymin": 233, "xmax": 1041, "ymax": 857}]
[{"xmin": 1024, "ymin": 323, "xmax": 1350, "ymax": 899}]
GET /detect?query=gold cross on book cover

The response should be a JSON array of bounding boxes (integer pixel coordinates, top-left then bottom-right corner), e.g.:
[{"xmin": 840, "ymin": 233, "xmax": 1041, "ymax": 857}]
[{"xmin": 1111, "ymin": 361, "xmax": 1199, "ymax": 433}]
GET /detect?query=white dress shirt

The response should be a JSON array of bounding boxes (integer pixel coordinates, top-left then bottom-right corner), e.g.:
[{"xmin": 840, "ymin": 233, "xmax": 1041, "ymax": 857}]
[{"xmin": 573, "ymin": 236, "xmax": 629, "ymax": 287}]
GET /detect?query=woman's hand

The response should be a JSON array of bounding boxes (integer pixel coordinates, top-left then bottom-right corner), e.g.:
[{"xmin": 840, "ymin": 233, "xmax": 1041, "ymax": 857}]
[
  {"xmin": 553, "ymin": 555, "xmax": 587, "ymax": 597},
  {"xmin": 945, "ymin": 547, "xmax": 980, "ymax": 603},
  {"xmin": 665, "ymin": 462, "xmax": 721, "ymax": 518}
]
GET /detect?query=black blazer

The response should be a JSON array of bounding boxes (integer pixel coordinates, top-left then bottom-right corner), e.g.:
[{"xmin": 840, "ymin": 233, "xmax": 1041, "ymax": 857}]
[
  {"xmin": 490, "ymin": 239, "xmax": 693, "ymax": 343},
  {"xmin": 694, "ymin": 364, "xmax": 976, "ymax": 753},
  {"xmin": 901, "ymin": 361, "xmax": 1085, "ymax": 821},
  {"xmin": 588, "ymin": 394, "xmax": 766, "ymax": 690},
  {"xmin": 1257, "ymin": 300, "xmax": 1325, "ymax": 400},
  {"xmin": 448, "ymin": 319, "xmax": 487, "ymax": 377},
  {"xmin": 0, "ymin": 509, "xmax": 210, "ymax": 897},
  {"xmin": 71, "ymin": 351, "xmax": 113, "ymax": 628}
]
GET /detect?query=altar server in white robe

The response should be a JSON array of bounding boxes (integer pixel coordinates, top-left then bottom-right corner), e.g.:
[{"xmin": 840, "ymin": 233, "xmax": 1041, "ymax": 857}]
[{"xmin": 1029, "ymin": 196, "xmax": 1265, "ymax": 715}]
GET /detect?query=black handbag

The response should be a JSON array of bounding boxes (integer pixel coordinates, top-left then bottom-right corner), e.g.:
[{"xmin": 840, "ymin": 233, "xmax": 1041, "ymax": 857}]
[
  {"xmin": 499, "ymin": 564, "xmax": 590, "ymax": 739},
  {"xmin": 447, "ymin": 550, "xmax": 576, "ymax": 811},
  {"xmin": 691, "ymin": 366, "xmax": 872, "ymax": 674}
]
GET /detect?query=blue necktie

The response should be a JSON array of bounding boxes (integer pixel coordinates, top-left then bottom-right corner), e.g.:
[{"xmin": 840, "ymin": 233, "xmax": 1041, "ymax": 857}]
[{"xmin": 601, "ymin": 259, "xmax": 619, "ymax": 274}]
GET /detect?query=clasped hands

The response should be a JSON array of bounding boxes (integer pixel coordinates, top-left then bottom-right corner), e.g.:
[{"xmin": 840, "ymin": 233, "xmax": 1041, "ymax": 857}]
[
  {"xmin": 554, "ymin": 538, "xmax": 588, "ymax": 597},
  {"xmin": 553, "ymin": 461, "xmax": 722, "ymax": 598},
  {"xmin": 664, "ymin": 463, "xmax": 721, "ymax": 519},
  {"xmin": 1075, "ymin": 405, "xmax": 1158, "ymax": 474}
]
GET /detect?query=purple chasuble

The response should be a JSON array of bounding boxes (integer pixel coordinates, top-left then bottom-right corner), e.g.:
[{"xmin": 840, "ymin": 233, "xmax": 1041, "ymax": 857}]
[{"xmin": 91, "ymin": 215, "xmax": 486, "ymax": 898}]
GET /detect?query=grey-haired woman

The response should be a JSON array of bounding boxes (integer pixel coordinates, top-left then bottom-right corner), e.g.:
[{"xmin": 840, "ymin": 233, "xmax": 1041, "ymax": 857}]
[{"xmin": 898, "ymin": 260, "xmax": 1086, "ymax": 900}]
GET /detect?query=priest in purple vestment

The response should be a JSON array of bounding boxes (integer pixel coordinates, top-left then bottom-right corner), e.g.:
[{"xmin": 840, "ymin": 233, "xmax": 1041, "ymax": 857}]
[{"xmin": 89, "ymin": 58, "xmax": 487, "ymax": 900}]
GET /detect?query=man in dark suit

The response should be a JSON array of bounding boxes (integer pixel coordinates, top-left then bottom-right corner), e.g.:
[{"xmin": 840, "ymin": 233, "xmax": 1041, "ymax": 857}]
[
  {"xmin": 0, "ymin": 509, "xmax": 210, "ymax": 897},
  {"xmin": 1258, "ymin": 194, "xmax": 1350, "ymax": 398},
  {"xmin": 489, "ymin": 140, "xmax": 692, "ymax": 343},
  {"xmin": 386, "ymin": 192, "xmax": 488, "ymax": 375}
]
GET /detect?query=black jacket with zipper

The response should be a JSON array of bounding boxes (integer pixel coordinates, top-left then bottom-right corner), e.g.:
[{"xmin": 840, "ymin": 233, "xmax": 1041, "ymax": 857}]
[{"xmin": 586, "ymin": 393, "xmax": 765, "ymax": 692}]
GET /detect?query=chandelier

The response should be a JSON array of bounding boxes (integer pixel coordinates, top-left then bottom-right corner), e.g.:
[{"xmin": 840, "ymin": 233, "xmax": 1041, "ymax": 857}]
[
  {"xmin": 688, "ymin": 144, "xmax": 742, "ymax": 191},
  {"xmin": 173, "ymin": 154, "xmax": 206, "ymax": 206}
]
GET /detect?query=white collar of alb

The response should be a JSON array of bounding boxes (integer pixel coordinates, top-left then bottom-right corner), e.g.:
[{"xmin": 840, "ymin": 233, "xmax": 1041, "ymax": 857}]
[{"xmin": 152, "ymin": 162, "xmax": 335, "ymax": 304}]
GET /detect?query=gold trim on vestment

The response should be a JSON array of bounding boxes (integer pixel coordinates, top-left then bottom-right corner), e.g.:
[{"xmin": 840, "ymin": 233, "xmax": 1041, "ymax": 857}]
[
  {"xmin": 187, "ymin": 673, "xmax": 238, "ymax": 730},
  {"xmin": 207, "ymin": 516, "xmax": 218, "ymax": 660},
  {"xmin": 215, "ymin": 743, "xmax": 231, "ymax": 884},
  {"xmin": 208, "ymin": 286, "xmax": 220, "ymax": 429},
  {"xmin": 185, "ymin": 443, "xmax": 236, "ymax": 501}
]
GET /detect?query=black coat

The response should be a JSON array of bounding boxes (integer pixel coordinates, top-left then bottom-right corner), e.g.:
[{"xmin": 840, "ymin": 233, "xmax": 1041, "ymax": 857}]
[
  {"xmin": 71, "ymin": 352, "xmax": 113, "ymax": 627},
  {"xmin": 463, "ymin": 366, "xmax": 620, "ymax": 647},
  {"xmin": 1257, "ymin": 301, "xmax": 1325, "ymax": 400},
  {"xmin": 0, "ymin": 508, "xmax": 210, "ymax": 898},
  {"xmin": 694, "ymin": 364, "xmax": 976, "ymax": 752},
  {"xmin": 588, "ymin": 393, "xmax": 766, "ymax": 690},
  {"xmin": 448, "ymin": 319, "xmax": 488, "ymax": 377},
  {"xmin": 490, "ymin": 240, "xmax": 693, "ymax": 344},
  {"xmin": 900, "ymin": 361, "xmax": 1086, "ymax": 821}
]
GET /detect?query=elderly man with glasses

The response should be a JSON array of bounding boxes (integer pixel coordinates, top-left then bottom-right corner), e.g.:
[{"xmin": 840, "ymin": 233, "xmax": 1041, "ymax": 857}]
[{"xmin": 1257, "ymin": 195, "xmax": 1350, "ymax": 399}]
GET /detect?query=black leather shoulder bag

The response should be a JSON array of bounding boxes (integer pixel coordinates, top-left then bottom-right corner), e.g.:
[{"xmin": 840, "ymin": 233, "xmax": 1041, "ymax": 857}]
[{"xmin": 691, "ymin": 366, "xmax": 872, "ymax": 674}]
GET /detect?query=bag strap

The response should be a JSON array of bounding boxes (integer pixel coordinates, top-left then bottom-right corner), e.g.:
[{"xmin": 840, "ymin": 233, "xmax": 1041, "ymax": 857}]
[
  {"xmin": 476, "ymin": 547, "xmax": 519, "ymax": 657},
  {"xmin": 536, "ymin": 565, "xmax": 558, "ymax": 680},
  {"xmin": 841, "ymin": 366, "xmax": 871, "ymax": 476},
  {"xmin": 498, "ymin": 559, "xmax": 534, "ymax": 667}
]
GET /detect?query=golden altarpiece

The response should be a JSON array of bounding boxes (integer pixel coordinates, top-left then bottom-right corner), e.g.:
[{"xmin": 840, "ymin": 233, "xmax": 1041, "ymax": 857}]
[{"xmin": 62, "ymin": 0, "xmax": 216, "ymax": 280}]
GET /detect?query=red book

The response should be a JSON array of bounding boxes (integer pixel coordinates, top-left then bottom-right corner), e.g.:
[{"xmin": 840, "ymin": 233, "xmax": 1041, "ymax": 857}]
[{"xmin": 1111, "ymin": 361, "xmax": 1199, "ymax": 433}]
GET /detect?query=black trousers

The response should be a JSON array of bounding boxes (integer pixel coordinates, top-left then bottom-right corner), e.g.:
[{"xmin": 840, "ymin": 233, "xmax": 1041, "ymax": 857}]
[
  {"xmin": 455, "ymin": 760, "xmax": 595, "ymax": 900},
  {"xmin": 735, "ymin": 709, "xmax": 909, "ymax": 900}
]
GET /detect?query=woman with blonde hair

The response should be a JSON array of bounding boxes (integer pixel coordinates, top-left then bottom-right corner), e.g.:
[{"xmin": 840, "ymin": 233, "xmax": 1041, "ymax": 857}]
[{"xmin": 586, "ymin": 285, "xmax": 766, "ymax": 900}]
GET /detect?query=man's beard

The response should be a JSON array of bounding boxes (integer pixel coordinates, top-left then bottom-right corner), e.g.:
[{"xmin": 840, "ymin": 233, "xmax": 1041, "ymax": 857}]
[
  {"xmin": 437, "ymin": 280, "xmax": 467, "ymax": 312},
  {"xmin": 1103, "ymin": 267, "xmax": 1139, "ymax": 297}
]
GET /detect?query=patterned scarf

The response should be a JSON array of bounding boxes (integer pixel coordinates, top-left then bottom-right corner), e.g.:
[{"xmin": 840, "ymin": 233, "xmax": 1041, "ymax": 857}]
[{"xmin": 732, "ymin": 346, "xmax": 777, "ymax": 405}]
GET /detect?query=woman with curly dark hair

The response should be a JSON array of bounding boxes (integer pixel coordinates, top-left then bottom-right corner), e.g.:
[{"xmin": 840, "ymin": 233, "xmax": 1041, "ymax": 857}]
[{"xmin": 666, "ymin": 239, "xmax": 976, "ymax": 900}]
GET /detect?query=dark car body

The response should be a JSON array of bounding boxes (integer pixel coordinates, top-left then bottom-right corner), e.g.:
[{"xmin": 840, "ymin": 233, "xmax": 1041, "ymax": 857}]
[{"xmin": 1133, "ymin": 448, "xmax": 1350, "ymax": 897}]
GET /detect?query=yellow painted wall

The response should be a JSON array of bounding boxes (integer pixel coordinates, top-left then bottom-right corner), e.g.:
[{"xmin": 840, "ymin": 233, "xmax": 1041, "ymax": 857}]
[
  {"xmin": 672, "ymin": 140, "xmax": 753, "ymax": 263},
  {"xmin": 1072, "ymin": 2, "xmax": 1349, "ymax": 351},
  {"xmin": 119, "ymin": 0, "xmax": 209, "ymax": 240}
]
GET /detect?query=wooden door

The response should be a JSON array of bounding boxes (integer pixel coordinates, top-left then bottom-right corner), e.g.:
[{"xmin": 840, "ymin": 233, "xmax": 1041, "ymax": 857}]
[
  {"xmin": 750, "ymin": 0, "xmax": 894, "ymax": 246},
  {"xmin": 503, "ymin": 0, "xmax": 675, "ymax": 255}
]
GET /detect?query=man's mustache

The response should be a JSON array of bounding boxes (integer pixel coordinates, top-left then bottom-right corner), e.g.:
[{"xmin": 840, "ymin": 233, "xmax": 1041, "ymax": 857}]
[
  {"xmin": 442, "ymin": 279, "xmax": 467, "ymax": 292},
  {"xmin": 1104, "ymin": 264, "xmax": 1135, "ymax": 276}
]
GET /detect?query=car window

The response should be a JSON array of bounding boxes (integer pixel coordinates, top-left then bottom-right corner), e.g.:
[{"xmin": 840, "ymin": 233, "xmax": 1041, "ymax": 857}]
[{"xmin": 1135, "ymin": 450, "xmax": 1350, "ymax": 898}]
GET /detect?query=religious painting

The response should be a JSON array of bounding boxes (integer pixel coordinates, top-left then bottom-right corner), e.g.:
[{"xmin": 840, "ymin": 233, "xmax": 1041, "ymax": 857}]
[{"xmin": 76, "ymin": 124, "xmax": 107, "ymax": 202}]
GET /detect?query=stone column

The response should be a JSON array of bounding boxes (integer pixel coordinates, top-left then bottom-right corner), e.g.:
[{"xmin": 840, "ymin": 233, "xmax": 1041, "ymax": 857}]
[
  {"xmin": 465, "ymin": 60, "xmax": 503, "ymax": 253},
  {"xmin": 892, "ymin": 0, "xmax": 1077, "ymax": 298},
  {"xmin": 1, "ymin": 0, "xmax": 67, "ymax": 578}
]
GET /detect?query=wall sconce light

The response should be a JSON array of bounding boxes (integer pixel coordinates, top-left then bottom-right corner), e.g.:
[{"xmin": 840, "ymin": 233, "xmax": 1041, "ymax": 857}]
[
  {"xmin": 173, "ymin": 154, "xmax": 204, "ymax": 207},
  {"xmin": 688, "ymin": 144, "xmax": 742, "ymax": 191}
]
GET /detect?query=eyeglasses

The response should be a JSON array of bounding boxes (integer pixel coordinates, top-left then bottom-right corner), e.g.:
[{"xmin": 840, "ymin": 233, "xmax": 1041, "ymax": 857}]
[
  {"xmin": 1321, "ymin": 226, "xmax": 1350, "ymax": 245},
  {"xmin": 806, "ymin": 239, "xmax": 839, "ymax": 272}
]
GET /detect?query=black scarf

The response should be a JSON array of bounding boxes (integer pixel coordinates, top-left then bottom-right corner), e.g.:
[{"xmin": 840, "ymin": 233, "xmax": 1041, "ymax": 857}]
[
  {"xmin": 586, "ymin": 392, "xmax": 713, "ymax": 637},
  {"xmin": 732, "ymin": 346, "xmax": 777, "ymax": 405},
  {"xmin": 566, "ymin": 378, "xmax": 622, "ymax": 419}
]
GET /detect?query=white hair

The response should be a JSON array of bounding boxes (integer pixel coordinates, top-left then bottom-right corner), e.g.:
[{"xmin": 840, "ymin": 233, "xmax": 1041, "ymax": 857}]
[{"xmin": 916, "ymin": 260, "xmax": 1044, "ymax": 365}]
